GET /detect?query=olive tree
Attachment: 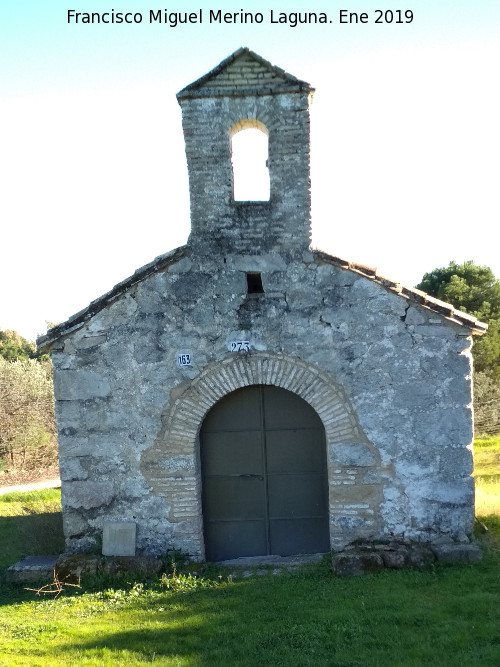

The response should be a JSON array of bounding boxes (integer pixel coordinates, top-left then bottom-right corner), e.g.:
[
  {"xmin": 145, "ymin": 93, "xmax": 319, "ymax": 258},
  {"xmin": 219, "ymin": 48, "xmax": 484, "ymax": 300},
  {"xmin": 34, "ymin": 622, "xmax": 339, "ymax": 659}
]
[{"xmin": 0, "ymin": 357, "xmax": 56, "ymax": 470}]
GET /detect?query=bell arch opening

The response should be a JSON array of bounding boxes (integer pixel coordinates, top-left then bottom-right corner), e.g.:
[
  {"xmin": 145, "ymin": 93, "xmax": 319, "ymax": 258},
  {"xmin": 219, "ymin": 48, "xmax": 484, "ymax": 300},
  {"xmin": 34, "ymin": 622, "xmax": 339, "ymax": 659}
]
[{"xmin": 230, "ymin": 119, "xmax": 270, "ymax": 201}]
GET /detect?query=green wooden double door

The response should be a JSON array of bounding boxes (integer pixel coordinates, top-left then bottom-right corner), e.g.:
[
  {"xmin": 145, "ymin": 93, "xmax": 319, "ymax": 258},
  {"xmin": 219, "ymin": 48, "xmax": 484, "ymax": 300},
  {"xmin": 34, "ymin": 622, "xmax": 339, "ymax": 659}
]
[{"xmin": 200, "ymin": 385, "xmax": 330, "ymax": 561}]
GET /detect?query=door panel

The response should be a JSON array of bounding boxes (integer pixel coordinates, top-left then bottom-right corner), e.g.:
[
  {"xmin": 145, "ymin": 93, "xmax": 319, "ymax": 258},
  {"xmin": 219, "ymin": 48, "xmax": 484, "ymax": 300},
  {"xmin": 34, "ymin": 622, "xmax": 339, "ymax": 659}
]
[
  {"xmin": 202, "ymin": 385, "xmax": 262, "ymax": 432},
  {"xmin": 262, "ymin": 387, "xmax": 324, "ymax": 430},
  {"xmin": 201, "ymin": 431, "xmax": 263, "ymax": 476},
  {"xmin": 266, "ymin": 429, "xmax": 326, "ymax": 473},
  {"xmin": 203, "ymin": 476, "xmax": 265, "ymax": 520},
  {"xmin": 205, "ymin": 521, "xmax": 268, "ymax": 562},
  {"xmin": 270, "ymin": 518, "xmax": 331, "ymax": 556},
  {"xmin": 267, "ymin": 474, "xmax": 329, "ymax": 518},
  {"xmin": 201, "ymin": 385, "xmax": 330, "ymax": 561}
]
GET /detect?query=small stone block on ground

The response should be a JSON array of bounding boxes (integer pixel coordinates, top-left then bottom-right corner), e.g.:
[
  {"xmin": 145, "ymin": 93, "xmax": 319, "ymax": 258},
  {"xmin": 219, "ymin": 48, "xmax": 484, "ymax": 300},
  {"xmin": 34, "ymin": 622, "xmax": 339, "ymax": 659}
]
[
  {"xmin": 381, "ymin": 550, "xmax": 407, "ymax": 569},
  {"xmin": 56, "ymin": 554, "xmax": 101, "ymax": 582},
  {"xmin": 431, "ymin": 543, "xmax": 482, "ymax": 564},
  {"xmin": 7, "ymin": 555, "xmax": 58, "ymax": 583},
  {"xmin": 102, "ymin": 521, "xmax": 136, "ymax": 556},
  {"xmin": 102, "ymin": 556, "xmax": 163, "ymax": 577},
  {"xmin": 332, "ymin": 552, "xmax": 384, "ymax": 577}
]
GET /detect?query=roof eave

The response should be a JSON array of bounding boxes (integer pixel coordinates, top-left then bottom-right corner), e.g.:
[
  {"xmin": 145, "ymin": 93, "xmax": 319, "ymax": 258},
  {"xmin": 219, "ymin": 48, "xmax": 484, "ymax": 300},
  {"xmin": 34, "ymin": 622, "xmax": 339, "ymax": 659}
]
[
  {"xmin": 313, "ymin": 249, "xmax": 488, "ymax": 336},
  {"xmin": 37, "ymin": 245, "xmax": 189, "ymax": 352}
]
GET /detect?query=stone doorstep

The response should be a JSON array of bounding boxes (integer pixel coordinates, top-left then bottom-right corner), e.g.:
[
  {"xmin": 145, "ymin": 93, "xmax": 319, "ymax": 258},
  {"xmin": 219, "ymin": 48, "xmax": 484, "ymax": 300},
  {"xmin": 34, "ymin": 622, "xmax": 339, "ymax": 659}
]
[
  {"xmin": 217, "ymin": 553, "xmax": 326, "ymax": 579},
  {"xmin": 7, "ymin": 543, "xmax": 483, "ymax": 584},
  {"xmin": 6, "ymin": 554, "xmax": 164, "ymax": 585},
  {"xmin": 6, "ymin": 553, "xmax": 325, "ymax": 585},
  {"xmin": 6, "ymin": 555, "xmax": 59, "ymax": 584},
  {"xmin": 217, "ymin": 553, "xmax": 325, "ymax": 568}
]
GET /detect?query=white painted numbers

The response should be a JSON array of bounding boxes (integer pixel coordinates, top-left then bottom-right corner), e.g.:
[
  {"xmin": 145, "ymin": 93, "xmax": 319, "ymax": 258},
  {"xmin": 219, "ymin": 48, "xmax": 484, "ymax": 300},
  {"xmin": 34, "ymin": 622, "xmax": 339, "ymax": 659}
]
[{"xmin": 177, "ymin": 340, "xmax": 252, "ymax": 368}]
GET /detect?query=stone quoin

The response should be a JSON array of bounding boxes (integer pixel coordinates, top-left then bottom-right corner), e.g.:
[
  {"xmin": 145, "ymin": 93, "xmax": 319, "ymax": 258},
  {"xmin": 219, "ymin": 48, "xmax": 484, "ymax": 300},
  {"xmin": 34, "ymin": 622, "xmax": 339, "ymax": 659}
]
[{"xmin": 38, "ymin": 48, "xmax": 487, "ymax": 561}]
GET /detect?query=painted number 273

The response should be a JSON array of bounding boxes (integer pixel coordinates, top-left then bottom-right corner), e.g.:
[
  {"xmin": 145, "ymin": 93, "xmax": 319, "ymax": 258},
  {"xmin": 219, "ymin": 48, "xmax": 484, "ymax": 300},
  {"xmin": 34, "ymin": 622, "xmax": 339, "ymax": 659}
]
[{"xmin": 230, "ymin": 341, "xmax": 250, "ymax": 352}]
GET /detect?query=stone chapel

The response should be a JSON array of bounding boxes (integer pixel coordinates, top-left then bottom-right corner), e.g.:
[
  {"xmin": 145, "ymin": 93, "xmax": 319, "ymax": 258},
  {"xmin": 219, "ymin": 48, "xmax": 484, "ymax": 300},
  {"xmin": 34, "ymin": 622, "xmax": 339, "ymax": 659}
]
[{"xmin": 38, "ymin": 48, "xmax": 486, "ymax": 561}]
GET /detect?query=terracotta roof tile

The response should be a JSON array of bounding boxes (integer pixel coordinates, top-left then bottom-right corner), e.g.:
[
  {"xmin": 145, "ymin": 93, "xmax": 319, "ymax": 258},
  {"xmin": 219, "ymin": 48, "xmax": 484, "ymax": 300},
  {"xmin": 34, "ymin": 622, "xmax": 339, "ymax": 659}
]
[
  {"xmin": 314, "ymin": 249, "xmax": 488, "ymax": 335},
  {"xmin": 37, "ymin": 246, "xmax": 188, "ymax": 350}
]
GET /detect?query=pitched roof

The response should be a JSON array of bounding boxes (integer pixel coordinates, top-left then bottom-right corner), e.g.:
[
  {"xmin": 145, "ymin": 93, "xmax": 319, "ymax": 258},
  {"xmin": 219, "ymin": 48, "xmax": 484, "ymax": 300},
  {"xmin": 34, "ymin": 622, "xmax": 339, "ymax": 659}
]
[
  {"xmin": 177, "ymin": 47, "xmax": 314, "ymax": 99},
  {"xmin": 37, "ymin": 246, "xmax": 487, "ymax": 351},
  {"xmin": 314, "ymin": 250, "xmax": 488, "ymax": 334},
  {"xmin": 37, "ymin": 246, "xmax": 188, "ymax": 351}
]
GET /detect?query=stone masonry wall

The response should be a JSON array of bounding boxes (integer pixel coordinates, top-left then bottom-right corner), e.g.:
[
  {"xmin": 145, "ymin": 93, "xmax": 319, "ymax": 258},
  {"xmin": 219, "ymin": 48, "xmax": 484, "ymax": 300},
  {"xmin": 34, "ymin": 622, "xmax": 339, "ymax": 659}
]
[
  {"xmin": 51, "ymin": 249, "xmax": 475, "ymax": 557},
  {"xmin": 188, "ymin": 50, "xmax": 304, "ymax": 95},
  {"xmin": 48, "ymin": 51, "xmax": 475, "ymax": 559}
]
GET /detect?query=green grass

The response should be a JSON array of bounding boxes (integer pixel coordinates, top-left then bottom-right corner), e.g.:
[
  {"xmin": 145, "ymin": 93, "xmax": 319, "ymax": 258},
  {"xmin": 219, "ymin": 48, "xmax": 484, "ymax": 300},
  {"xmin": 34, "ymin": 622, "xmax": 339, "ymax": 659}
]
[
  {"xmin": 474, "ymin": 435, "xmax": 500, "ymax": 516},
  {"xmin": 1, "ymin": 555, "xmax": 500, "ymax": 666},
  {"xmin": 0, "ymin": 440, "xmax": 499, "ymax": 666},
  {"xmin": 0, "ymin": 488, "xmax": 64, "ymax": 571}
]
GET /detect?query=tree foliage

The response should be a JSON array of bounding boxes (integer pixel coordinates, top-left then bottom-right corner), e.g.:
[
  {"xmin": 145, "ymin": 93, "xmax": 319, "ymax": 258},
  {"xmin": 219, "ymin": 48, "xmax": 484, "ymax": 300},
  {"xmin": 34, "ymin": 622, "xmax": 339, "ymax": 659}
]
[
  {"xmin": 0, "ymin": 329, "xmax": 37, "ymax": 361},
  {"xmin": 416, "ymin": 261, "xmax": 500, "ymax": 379},
  {"xmin": 416, "ymin": 261, "xmax": 500, "ymax": 320},
  {"xmin": 0, "ymin": 357, "xmax": 56, "ymax": 471}
]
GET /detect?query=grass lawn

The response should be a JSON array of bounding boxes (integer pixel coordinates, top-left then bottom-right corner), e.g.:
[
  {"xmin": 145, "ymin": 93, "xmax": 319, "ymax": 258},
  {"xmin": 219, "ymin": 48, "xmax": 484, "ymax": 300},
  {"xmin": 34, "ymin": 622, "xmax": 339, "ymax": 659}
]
[
  {"xmin": 1, "ymin": 438, "xmax": 499, "ymax": 667},
  {"xmin": 474, "ymin": 435, "xmax": 500, "ymax": 517},
  {"xmin": 0, "ymin": 489, "xmax": 64, "ymax": 572}
]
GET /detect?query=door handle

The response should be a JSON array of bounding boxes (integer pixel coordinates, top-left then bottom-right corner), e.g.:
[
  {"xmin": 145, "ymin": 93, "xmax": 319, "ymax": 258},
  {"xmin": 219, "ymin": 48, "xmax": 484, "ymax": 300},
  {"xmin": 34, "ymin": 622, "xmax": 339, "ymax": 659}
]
[{"xmin": 239, "ymin": 474, "xmax": 264, "ymax": 480}]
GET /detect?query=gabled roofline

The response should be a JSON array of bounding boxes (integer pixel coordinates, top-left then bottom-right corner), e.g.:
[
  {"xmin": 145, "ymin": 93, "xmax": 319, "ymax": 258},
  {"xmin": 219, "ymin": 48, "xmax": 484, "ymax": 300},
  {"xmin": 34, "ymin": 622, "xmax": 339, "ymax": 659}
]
[
  {"xmin": 313, "ymin": 249, "xmax": 488, "ymax": 335},
  {"xmin": 37, "ymin": 246, "xmax": 189, "ymax": 351},
  {"xmin": 37, "ymin": 244, "xmax": 487, "ymax": 353},
  {"xmin": 176, "ymin": 47, "xmax": 314, "ymax": 100}
]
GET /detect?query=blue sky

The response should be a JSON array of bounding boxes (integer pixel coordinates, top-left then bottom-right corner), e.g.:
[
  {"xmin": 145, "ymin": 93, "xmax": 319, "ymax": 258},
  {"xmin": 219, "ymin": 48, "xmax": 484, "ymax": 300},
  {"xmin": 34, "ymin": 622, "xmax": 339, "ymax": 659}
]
[{"xmin": 1, "ymin": 1, "xmax": 499, "ymax": 340}]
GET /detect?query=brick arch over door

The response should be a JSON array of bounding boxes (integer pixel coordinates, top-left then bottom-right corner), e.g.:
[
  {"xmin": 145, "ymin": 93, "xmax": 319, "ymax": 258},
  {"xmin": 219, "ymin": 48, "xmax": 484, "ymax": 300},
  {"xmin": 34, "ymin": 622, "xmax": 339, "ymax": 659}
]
[{"xmin": 141, "ymin": 353, "xmax": 385, "ymax": 558}]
